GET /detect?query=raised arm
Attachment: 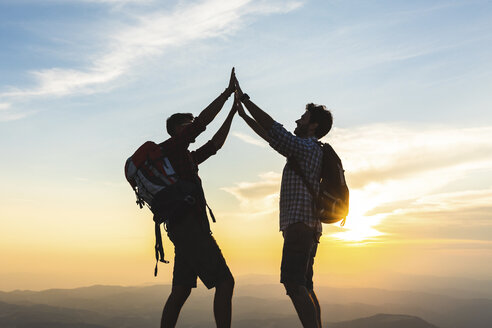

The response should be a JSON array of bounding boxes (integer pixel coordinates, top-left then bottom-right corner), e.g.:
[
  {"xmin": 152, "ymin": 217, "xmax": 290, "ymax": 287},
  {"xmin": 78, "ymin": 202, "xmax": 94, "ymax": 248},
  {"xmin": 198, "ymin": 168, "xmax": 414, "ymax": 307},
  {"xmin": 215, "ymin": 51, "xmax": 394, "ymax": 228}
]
[
  {"xmin": 196, "ymin": 67, "xmax": 236, "ymax": 127},
  {"xmin": 211, "ymin": 100, "xmax": 238, "ymax": 150},
  {"xmin": 233, "ymin": 74, "xmax": 314, "ymax": 160},
  {"xmin": 235, "ymin": 93, "xmax": 271, "ymax": 142},
  {"xmin": 191, "ymin": 99, "xmax": 238, "ymax": 165},
  {"xmin": 233, "ymin": 76, "xmax": 275, "ymax": 132}
]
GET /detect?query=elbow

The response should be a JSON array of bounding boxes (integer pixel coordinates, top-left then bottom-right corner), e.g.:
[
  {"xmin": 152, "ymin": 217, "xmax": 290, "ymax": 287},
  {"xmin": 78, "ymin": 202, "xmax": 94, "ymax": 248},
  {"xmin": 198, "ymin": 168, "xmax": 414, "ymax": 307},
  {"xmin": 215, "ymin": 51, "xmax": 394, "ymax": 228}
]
[{"xmin": 212, "ymin": 139, "xmax": 222, "ymax": 151}]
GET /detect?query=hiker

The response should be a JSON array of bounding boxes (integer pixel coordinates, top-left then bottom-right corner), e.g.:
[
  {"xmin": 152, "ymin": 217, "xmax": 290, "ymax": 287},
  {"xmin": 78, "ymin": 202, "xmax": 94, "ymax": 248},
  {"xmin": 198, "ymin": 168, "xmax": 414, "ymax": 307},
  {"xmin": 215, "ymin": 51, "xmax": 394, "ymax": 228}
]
[
  {"xmin": 159, "ymin": 68, "xmax": 237, "ymax": 328},
  {"xmin": 233, "ymin": 76, "xmax": 333, "ymax": 328}
]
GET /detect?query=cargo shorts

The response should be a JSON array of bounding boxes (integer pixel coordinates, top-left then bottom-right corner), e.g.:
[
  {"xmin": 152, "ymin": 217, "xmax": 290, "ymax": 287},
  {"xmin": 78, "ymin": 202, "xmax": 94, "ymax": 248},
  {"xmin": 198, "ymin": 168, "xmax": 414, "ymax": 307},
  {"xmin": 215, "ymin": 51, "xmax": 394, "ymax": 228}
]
[
  {"xmin": 280, "ymin": 222, "xmax": 320, "ymax": 290},
  {"xmin": 167, "ymin": 210, "xmax": 232, "ymax": 289}
]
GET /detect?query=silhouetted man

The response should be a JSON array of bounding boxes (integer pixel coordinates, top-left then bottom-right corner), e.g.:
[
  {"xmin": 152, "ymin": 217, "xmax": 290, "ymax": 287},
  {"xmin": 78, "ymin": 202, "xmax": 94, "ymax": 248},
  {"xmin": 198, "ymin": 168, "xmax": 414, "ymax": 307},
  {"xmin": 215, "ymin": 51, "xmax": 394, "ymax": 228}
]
[
  {"xmin": 159, "ymin": 69, "xmax": 237, "ymax": 328},
  {"xmin": 233, "ymin": 76, "xmax": 332, "ymax": 328}
]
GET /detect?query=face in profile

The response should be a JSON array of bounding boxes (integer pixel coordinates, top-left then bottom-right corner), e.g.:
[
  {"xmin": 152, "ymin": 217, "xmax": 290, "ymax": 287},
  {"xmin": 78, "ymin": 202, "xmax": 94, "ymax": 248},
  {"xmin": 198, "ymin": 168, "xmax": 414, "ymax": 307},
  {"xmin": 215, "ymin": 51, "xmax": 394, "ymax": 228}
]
[
  {"xmin": 172, "ymin": 116, "xmax": 193, "ymax": 137},
  {"xmin": 294, "ymin": 111, "xmax": 311, "ymax": 137}
]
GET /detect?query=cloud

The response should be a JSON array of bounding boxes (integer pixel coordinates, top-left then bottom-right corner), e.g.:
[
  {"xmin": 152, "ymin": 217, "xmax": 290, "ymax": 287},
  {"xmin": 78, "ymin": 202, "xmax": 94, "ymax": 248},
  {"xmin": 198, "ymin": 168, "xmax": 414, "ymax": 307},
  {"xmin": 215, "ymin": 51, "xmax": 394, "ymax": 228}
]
[
  {"xmin": 321, "ymin": 124, "xmax": 492, "ymax": 242},
  {"xmin": 221, "ymin": 171, "xmax": 280, "ymax": 217},
  {"xmin": 0, "ymin": 102, "xmax": 33, "ymax": 122},
  {"xmin": 375, "ymin": 189, "xmax": 492, "ymax": 238},
  {"xmin": 0, "ymin": 103, "xmax": 11, "ymax": 111},
  {"xmin": 369, "ymin": 188, "xmax": 492, "ymax": 219},
  {"xmin": 326, "ymin": 124, "xmax": 492, "ymax": 189},
  {"xmin": 309, "ymin": 1, "xmax": 488, "ymax": 82},
  {"xmin": 223, "ymin": 123, "xmax": 492, "ymax": 242},
  {"xmin": 0, "ymin": 0, "xmax": 304, "ymax": 119},
  {"xmin": 83, "ymin": 0, "xmax": 153, "ymax": 3},
  {"xmin": 232, "ymin": 131, "xmax": 268, "ymax": 148}
]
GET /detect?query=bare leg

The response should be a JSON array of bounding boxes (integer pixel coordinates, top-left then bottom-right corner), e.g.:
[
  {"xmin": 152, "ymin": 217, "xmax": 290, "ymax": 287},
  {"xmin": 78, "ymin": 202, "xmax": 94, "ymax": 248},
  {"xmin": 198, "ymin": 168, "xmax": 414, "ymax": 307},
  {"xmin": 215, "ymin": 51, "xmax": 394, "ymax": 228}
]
[
  {"xmin": 309, "ymin": 289, "xmax": 321, "ymax": 327},
  {"xmin": 161, "ymin": 285, "xmax": 192, "ymax": 328},
  {"xmin": 213, "ymin": 277, "xmax": 235, "ymax": 328},
  {"xmin": 284, "ymin": 283, "xmax": 320, "ymax": 328}
]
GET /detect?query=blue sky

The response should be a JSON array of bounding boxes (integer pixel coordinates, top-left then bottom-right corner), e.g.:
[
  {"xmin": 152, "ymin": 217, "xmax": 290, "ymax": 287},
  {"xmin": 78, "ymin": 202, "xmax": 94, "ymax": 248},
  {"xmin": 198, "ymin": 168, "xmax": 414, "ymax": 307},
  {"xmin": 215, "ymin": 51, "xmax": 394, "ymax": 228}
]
[
  {"xmin": 1, "ymin": 0, "xmax": 492, "ymax": 290},
  {"xmin": 1, "ymin": 0, "xmax": 491, "ymax": 124}
]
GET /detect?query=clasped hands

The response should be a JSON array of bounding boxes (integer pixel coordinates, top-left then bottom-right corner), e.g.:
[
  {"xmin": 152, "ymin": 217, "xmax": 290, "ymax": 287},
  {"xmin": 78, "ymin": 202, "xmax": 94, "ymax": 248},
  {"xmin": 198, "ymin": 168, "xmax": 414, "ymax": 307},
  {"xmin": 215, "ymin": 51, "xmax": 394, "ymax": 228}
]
[{"xmin": 224, "ymin": 67, "xmax": 250, "ymax": 120}]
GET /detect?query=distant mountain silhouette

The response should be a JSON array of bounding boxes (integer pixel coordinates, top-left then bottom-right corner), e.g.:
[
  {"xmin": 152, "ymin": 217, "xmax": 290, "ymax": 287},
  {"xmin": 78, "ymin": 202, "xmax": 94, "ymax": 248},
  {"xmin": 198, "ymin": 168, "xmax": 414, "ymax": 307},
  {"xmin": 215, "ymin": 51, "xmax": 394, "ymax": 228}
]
[
  {"xmin": 226, "ymin": 313, "xmax": 439, "ymax": 328},
  {"xmin": 327, "ymin": 313, "xmax": 439, "ymax": 328},
  {"xmin": 12, "ymin": 324, "xmax": 107, "ymax": 328},
  {"xmin": 0, "ymin": 301, "xmax": 438, "ymax": 328},
  {"xmin": 1, "ymin": 284, "xmax": 491, "ymax": 328},
  {"xmin": 0, "ymin": 300, "xmax": 108, "ymax": 328}
]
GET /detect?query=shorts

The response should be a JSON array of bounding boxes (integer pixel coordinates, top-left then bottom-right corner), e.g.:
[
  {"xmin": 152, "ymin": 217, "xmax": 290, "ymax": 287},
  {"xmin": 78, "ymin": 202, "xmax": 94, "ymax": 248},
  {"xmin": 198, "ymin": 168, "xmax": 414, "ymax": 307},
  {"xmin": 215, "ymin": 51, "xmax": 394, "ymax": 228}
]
[
  {"xmin": 280, "ymin": 222, "xmax": 320, "ymax": 290},
  {"xmin": 167, "ymin": 210, "xmax": 232, "ymax": 289}
]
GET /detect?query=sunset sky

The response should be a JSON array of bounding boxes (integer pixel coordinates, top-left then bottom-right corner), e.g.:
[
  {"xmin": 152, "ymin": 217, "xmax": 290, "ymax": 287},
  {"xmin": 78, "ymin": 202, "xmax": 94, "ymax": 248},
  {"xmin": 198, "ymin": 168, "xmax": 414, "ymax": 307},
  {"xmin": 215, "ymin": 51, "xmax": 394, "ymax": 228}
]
[{"xmin": 1, "ymin": 0, "xmax": 491, "ymax": 291}]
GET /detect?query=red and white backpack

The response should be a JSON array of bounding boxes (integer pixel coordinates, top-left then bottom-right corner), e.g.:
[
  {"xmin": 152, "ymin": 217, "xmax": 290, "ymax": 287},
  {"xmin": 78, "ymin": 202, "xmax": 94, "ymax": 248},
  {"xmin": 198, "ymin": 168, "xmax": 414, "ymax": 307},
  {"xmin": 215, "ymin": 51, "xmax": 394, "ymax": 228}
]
[{"xmin": 125, "ymin": 141, "xmax": 179, "ymax": 210}]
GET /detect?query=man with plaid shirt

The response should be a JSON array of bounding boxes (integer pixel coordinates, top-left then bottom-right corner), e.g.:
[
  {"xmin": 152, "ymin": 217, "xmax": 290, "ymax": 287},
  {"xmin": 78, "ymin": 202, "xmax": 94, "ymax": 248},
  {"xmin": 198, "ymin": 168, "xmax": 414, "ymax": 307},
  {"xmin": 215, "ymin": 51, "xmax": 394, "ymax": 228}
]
[{"xmin": 233, "ymin": 76, "xmax": 333, "ymax": 328}]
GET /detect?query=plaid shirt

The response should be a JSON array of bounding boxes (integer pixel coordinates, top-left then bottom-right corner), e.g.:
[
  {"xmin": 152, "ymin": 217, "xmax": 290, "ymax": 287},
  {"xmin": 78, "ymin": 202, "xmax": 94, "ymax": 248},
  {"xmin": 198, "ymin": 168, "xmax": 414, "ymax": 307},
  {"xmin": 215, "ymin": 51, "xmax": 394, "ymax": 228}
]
[{"xmin": 268, "ymin": 122, "xmax": 323, "ymax": 232}]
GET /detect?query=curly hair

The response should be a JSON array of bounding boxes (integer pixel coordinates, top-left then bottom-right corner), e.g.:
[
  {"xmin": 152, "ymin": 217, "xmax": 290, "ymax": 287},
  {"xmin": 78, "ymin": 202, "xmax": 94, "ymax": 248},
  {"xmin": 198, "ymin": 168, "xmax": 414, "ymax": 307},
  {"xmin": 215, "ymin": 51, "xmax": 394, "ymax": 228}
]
[{"xmin": 306, "ymin": 103, "xmax": 333, "ymax": 139}]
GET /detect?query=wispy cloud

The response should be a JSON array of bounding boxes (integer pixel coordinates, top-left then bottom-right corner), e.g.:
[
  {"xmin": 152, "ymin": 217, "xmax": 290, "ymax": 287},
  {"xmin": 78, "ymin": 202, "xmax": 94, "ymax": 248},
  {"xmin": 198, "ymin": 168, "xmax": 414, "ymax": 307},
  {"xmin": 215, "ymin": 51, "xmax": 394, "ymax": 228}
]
[
  {"xmin": 232, "ymin": 131, "xmax": 268, "ymax": 148},
  {"xmin": 83, "ymin": 0, "xmax": 154, "ymax": 3},
  {"xmin": 374, "ymin": 188, "xmax": 492, "ymax": 244},
  {"xmin": 223, "ymin": 123, "xmax": 492, "ymax": 242},
  {"xmin": 0, "ymin": 103, "xmax": 11, "ymax": 111},
  {"xmin": 0, "ymin": 0, "xmax": 304, "ymax": 120},
  {"xmin": 326, "ymin": 124, "xmax": 492, "ymax": 241},
  {"xmin": 369, "ymin": 188, "xmax": 492, "ymax": 220},
  {"xmin": 0, "ymin": 102, "xmax": 32, "ymax": 122},
  {"xmin": 326, "ymin": 124, "xmax": 492, "ymax": 189},
  {"xmin": 221, "ymin": 171, "xmax": 280, "ymax": 217}
]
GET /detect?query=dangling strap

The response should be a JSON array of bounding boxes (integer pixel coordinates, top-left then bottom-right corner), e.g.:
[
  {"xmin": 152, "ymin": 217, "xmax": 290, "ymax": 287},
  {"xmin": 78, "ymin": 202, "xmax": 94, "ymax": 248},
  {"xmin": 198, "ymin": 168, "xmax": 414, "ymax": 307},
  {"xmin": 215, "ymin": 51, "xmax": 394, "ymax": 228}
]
[
  {"xmin": 154, "ymin": 222, "xmax": 169, "ymax": 277},
  {"xmin": 195, "ymin": 176, "xmax": 216, "ymax": 224},
  {"xmin": 134, "ymin": 189, "xmax": 145, "ymax": 209},
  {"xmin": 206, "ymin": 203, "xmax": 216, "ymax": 223}
]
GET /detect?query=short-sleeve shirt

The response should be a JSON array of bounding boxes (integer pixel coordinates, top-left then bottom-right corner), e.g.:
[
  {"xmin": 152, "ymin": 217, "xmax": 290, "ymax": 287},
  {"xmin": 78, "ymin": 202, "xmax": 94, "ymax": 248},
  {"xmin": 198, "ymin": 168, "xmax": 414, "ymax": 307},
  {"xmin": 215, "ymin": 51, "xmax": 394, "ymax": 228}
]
[
  {"xmin": 159, "ymin": 116, "xmax": 217, "ymax": 230},
  {"xmin": 159, "ymin": 116, "xmax": 217, "ymax": 183},
  {"xmin": 268, "ymin": 122, "xmax": 323, "ymax": 232}
]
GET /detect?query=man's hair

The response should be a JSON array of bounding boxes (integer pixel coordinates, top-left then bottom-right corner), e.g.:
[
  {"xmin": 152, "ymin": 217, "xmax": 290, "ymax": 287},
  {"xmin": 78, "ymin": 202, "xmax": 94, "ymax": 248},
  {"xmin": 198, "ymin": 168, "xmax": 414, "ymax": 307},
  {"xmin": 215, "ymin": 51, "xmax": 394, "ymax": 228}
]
[
  {"xmin": 306, "ymin": 103, "xmax": 333, "ymax": 139},
  {"xmin": 166, "ymin": 113, "xmax": 194, "ymax": 136}
]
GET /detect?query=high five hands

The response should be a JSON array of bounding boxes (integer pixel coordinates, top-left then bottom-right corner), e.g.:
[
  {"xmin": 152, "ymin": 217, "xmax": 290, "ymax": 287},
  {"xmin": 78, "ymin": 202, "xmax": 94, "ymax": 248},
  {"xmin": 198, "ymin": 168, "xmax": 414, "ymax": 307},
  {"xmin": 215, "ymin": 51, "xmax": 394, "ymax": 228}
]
[
  {"xmin": 228, "ymin": 67, "xmax": 273, "ymax": 142},
  {"xmin": 226, "ymin": 67, "xmax": 247, "ymax": 118}
]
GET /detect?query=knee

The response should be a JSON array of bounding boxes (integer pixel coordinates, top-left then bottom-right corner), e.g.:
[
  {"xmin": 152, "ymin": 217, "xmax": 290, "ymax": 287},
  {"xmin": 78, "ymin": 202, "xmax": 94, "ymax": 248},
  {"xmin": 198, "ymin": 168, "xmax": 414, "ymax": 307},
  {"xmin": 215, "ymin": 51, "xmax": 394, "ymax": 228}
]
[
  {"xmin": 170, "ymin": 286, "xmax": 192, "ymax": 303},
  {"xmin": 217, "ymin": 275, "xmax": 235, "ymax": 294},
  {"xmin": 283, "ymin": 282, "xmax": 305, "ymax": 297},
  {"xmin": 224, "ymin": 275, "xmax": 235, "ymax": 291}
]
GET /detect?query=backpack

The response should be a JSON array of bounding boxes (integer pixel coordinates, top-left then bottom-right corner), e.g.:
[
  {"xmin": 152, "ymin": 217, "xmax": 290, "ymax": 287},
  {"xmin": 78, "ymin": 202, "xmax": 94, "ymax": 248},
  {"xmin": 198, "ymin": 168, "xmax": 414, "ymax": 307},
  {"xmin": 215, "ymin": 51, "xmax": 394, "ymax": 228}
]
[
  {"xmin": 125, "ymin": 141, "xmax": 200, "ymax": 276},
  {"xmin": 289, "ymin": 142, "xmax": 349, "ymax": 225}
]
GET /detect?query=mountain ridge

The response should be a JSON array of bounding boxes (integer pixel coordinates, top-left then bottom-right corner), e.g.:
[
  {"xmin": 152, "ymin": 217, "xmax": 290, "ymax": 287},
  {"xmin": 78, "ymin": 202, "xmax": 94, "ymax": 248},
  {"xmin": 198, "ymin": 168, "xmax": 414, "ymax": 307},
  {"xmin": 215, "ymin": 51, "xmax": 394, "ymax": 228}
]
[{"xmin": 1, "ymin": 283, "xmax": 491, "ymax": 328}]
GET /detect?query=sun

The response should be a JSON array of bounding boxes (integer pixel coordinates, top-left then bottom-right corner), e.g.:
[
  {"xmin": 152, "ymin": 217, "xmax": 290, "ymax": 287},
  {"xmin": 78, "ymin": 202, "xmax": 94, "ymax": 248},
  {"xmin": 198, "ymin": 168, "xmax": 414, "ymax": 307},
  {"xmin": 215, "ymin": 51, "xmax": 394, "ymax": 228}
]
[{"xmin": 328, "ymin": 191, "xmax": 385, "ymax": 243}]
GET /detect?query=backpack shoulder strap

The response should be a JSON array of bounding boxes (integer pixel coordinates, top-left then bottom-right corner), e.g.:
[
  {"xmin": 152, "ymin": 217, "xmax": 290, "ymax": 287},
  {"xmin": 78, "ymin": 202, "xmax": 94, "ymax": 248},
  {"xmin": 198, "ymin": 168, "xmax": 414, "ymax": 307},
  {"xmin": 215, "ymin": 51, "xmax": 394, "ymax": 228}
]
[{"xmin": 322, "ymin": 142, "xmax": 343, "ymax": 167}]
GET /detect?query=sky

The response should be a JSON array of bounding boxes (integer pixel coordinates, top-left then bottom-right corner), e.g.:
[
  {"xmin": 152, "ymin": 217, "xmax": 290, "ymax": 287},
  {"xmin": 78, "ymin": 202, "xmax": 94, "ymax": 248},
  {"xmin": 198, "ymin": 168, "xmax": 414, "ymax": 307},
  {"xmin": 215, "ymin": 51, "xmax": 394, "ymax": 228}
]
[{"xmin": 1, "ymin": 0, "xmax": 491, "ymax": 291}]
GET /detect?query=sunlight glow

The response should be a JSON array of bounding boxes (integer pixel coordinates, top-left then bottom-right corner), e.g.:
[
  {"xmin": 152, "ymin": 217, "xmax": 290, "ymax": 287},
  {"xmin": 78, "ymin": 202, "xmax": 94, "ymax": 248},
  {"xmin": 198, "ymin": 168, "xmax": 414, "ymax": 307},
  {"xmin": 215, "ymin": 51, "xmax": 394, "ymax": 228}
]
[{"xmin": 329, "ymin": 191, "xmax": 385, "ymax": 242}]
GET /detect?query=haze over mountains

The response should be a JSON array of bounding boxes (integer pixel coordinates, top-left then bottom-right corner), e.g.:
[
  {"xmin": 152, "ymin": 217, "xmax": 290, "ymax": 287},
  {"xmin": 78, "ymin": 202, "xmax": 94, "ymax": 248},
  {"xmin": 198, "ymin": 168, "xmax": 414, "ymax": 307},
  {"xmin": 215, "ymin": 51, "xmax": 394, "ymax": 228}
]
[{"xmin": 1, "ymin": 274, "xmax": 491, "ymax": 328}]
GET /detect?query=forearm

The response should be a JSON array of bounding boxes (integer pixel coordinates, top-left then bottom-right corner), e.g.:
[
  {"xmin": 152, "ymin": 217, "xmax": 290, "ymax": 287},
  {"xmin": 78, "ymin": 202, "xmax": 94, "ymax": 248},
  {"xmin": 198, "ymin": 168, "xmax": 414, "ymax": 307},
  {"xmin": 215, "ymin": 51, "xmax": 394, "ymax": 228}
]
[
  {"xmin": 197, "ymin": 88, "xmax": 233, "ymax": 127},
  {"xmin": 241, "ymin": 113, "xmax": 271, "ymax": 142},
  {"xmin": 242, "ymin": 99, "xmax": 275, "ymax": 132},
  {"xmin": 211, "ymin": 107, "xmax": 236, "ymax": 150}
]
